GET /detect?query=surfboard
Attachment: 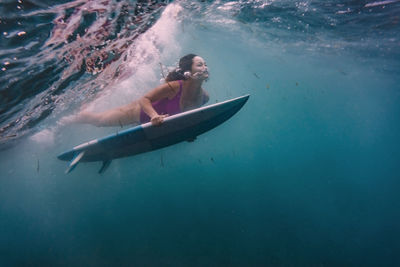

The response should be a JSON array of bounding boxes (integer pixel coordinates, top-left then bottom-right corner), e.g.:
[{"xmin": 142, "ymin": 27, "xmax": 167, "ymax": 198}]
[{"xmin": 58, "ymin": 94, "xmax": 249, "ymax": 173}]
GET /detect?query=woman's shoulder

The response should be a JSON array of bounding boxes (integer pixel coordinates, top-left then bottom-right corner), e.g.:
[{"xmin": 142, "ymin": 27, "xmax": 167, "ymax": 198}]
[
  {"xmin": 164, "ymin": 80, "xmax": 182, "ymax": 88},
  {"xmin": 162, "ymin": 80, "xmax": 182, "ymax": 97}
]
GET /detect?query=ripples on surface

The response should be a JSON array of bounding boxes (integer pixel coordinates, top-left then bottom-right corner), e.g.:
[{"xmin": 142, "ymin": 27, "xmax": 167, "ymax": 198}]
[
  {"xmin": 0, "ymin": 0, "xmax": 167, "ymax": 147},
  {"xmin": 188, "ymin": 0, "xmax": 400, "ymax": 58}
]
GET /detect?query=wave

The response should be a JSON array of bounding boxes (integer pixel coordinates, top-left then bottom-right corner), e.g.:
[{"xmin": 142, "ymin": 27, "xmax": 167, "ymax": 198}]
[
  {"xmin": 1, "ymin": 0, "xmax": 399, "ymax": 148},
  {"xmin": 0, "ymin": 0, "xmax": 168, "ymax": 147}
]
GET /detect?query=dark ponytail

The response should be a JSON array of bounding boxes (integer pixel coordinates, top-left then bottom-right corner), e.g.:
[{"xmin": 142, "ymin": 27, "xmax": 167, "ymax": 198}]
[{"xmin": 166, "ymin": 54, "xmax": 197, "ymax": 82}]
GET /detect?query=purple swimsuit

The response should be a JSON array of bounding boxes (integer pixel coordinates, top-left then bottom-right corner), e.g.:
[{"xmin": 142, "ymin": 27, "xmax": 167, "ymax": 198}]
[{"xmin": 140, "ymin": 80, "xmax": 183, "ymax": 123}]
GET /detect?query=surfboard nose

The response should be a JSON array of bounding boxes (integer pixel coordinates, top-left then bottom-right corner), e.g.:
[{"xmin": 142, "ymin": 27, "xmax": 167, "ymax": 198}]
[{"xmin": 232, "ymin": 94, "xmax": 250, "ymax": 110}]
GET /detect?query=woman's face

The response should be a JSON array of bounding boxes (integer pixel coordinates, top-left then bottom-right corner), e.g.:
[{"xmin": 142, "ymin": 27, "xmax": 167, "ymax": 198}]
[{"xmin": 191, "ymin": 56, "xmax": 209, "ymax": 80}]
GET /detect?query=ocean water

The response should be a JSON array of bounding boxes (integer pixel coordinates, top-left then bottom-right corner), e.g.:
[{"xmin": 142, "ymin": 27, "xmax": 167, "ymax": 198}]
[{"xmin": 1, "ymin": 0, "xmax": 400, "ymax": 265}]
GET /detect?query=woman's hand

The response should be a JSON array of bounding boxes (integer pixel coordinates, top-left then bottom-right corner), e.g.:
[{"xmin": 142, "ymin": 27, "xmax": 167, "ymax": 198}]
[
  {"xmin": 191, "ymin": 70, "xmax": 208, "ymax": 80},
  {"xmin": 150, "ymin": 114, "xmax": 169, "ymax": 126}
]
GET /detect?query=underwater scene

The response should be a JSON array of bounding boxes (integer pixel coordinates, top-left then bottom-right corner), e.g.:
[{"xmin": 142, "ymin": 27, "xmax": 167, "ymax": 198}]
[{"xmin": 1, "ymin": 0, "xmax": 399, "ymax": 265}]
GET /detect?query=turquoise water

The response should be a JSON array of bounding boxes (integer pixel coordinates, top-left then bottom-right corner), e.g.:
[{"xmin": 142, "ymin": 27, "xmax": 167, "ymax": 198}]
[{"xmin": 1, "ymin": 0, "xmax": 400, "ymax": 265}]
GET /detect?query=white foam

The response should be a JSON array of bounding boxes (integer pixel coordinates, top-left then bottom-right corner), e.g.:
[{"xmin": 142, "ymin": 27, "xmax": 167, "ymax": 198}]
[
  {"xmin": 365, "ymin": 0, "xmax": 400, "ymax": 7},
  {"xmin": 82, "ymin": 3, "xmax": 183, "ymax": 113},
  {"xmin": 30, "ymin": 128, "xmax": 55, "ymax": 145}
]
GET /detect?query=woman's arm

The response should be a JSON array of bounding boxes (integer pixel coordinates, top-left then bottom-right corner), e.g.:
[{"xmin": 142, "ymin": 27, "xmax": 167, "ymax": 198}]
[{"xmin": 139, "ymin": 81, "xmax": 179, "ymax": 125}]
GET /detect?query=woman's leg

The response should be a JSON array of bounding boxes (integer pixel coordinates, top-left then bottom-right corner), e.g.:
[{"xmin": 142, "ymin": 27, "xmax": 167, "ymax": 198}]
[{"xmin": 70, "ymin": 101, "xmax": 141, "ymax": 127}]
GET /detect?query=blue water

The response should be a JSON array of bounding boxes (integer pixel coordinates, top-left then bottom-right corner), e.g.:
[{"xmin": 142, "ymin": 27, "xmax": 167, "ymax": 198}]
[{"xmin": 1, "ymin": 0, "xmax": 400, "ymax": 265}]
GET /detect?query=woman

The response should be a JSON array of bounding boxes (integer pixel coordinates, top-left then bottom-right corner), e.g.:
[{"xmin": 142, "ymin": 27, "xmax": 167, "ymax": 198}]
[{"xmin": 70, "ymin": 54, "xmax": 209, "ymax": 126}]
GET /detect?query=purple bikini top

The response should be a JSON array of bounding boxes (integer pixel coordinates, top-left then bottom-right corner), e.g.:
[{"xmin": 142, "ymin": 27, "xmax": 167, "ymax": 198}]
[{"xmin": 139, "ymin": 80, "xmax": 183, "ymax": 123}]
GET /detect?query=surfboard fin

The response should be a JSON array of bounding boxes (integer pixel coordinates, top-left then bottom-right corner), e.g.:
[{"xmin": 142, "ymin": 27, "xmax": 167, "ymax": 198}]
[
  {"xmin": 65, "ymin": 151, "xmax": 85, "ymax": 174},
  {"xmin": 98, "ymin": 160, "xmax": 112, "ymax": 174}
]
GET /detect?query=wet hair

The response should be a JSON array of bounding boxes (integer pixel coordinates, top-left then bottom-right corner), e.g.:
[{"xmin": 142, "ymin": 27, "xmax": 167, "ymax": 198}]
[{"xmin": 165, "ymin": 54, "xmax": 197, "ymax": 82}]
